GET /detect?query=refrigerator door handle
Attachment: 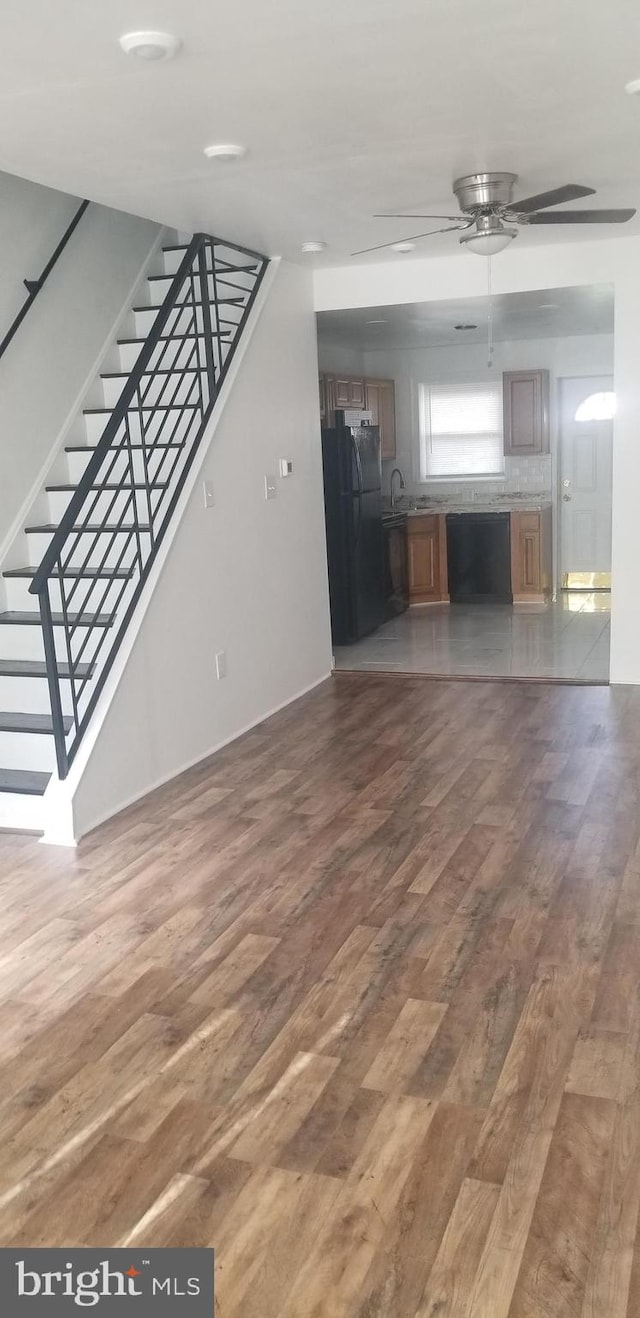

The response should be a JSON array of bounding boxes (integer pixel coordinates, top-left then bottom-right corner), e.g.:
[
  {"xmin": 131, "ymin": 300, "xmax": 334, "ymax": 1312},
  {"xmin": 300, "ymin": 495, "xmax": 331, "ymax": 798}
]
[{"xmin": 351, "ymin": 434, "xmax": 363, "ymax": 545}]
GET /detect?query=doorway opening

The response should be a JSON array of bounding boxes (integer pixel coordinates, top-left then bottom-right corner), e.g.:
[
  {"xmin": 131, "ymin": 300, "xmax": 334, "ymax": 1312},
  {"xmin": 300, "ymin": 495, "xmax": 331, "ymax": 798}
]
[{"xmin": 317, "ymin": 283, "xmax": 613, "ymax": 683}]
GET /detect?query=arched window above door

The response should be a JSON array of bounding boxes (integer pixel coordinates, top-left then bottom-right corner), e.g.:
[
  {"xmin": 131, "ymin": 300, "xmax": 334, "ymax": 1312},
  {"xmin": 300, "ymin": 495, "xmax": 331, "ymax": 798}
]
[{"xmin": 574, "ymin": 391, "xmax": 616, "ymax": 422}]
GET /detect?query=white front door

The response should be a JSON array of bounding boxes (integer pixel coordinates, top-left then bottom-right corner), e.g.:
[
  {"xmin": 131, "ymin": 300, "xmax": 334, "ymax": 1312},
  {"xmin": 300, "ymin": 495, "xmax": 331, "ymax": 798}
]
[{"xmin": 559, "ymin": 376, "xmax": 614, "ymax": 580}]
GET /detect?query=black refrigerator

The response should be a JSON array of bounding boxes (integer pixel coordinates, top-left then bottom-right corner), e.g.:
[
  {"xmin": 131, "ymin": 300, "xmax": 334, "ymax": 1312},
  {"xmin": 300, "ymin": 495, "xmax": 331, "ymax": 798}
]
[{"xmin": 321, "ymin": 411, "xmax": 386, "ymax": 645}]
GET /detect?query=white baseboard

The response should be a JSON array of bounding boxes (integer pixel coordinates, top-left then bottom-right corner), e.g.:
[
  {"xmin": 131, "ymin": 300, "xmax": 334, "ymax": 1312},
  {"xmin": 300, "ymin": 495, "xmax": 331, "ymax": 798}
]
[{"xmin": 73, "ymin": 670, "xmax": 333, "ymax": 842}]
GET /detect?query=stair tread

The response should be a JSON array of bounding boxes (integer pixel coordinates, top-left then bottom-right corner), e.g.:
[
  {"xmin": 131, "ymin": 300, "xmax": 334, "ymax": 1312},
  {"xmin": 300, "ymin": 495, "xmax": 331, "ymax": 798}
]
[
  {"xmin": 26, "ymin": 522, "xmax": 151, "ymax": 533},
  {"xmin": 66, "ymin": 443, "xmax": 182, "ymax": 452},
  {"xmin": 4, "ymin": 565, "xmax": 132, "ymax": 580},
  {"xmin": 46, "ymin": 482, "xmax": 170, "ymax": 491},
  {"xmin": 0, "ymin": 711, "xmax": 72, "ymax": 734},
  {"xmin": 0, "ymin": 767, "xmax": 51, "ymax": 796},
  {"xmin": 159, "ymin": 254, "xmax": 259, "ymax": 272},
  {"xmin": 101, "ymin": 368, "xmax": 204, "ymax": 379},
  {"xmin": 117, "ymin": 332, "xmax": 231, "ymax": 344},
  {"xmin": 0, "ymin": 659, "xmax": 94, "ymax": 678},
  {"xmin": 0, "ymin": 610, "xmax": 113, "ymax": 627},
  {"xmin": 150, "ymin": 268, "xmax": 258, "ymax": 279},
  {"xmin": 83, "ymin": 405, "xmax": 199, "ymax": 415},
  {"xmin": 136, "ymin": 293, "xmax": 247, "ymax": 304}
]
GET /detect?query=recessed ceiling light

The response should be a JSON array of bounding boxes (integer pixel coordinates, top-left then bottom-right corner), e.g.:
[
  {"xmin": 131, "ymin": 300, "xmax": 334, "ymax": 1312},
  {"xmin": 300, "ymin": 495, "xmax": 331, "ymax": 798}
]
[
  {"xmin": 625, "ymin": 77, "xmax": 640, "ymax": 95},
  {"xmin": 538, "ymin": 302, "xmax": 558, "ymax": 309},
  {"xmin": 454, "ymin": 323, "xmax": 477, "ymax": 331},
  {"xmin": 203, "ymin": 143, "xmax": 248, "ymax": 162},
  {"xmin": 301, "ymin": 240, "xmax": 327, "ymax": 253},
  {"xmin": 119, "ymin": 31, "xmax": 182, "ymax": 61},
  {"xmin": 366, "ymin": 318, "xmax": 387, "ymax": 324},
  {"xmin": 391, "ymin": 241, "xmax": 416, "ymax": 253}
]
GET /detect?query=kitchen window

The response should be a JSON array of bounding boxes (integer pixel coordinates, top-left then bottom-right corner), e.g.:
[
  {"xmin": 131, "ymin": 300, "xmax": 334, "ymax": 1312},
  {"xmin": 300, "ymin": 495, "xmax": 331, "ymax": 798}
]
[{"xmin": 418, "ymin": 381, "xmax": 504, "ymax": 480}]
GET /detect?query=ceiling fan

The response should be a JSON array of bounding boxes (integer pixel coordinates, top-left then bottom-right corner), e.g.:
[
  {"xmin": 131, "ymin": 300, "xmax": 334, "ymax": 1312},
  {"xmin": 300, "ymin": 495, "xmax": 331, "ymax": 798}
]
[{"xmin": 353, "ymin": 171, "xmax": 636, "ymax": 256}]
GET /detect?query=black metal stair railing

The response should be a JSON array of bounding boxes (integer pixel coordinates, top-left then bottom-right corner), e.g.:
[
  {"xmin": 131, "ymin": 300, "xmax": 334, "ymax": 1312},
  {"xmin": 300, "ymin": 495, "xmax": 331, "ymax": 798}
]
[
  {"xmin": 29, "ymin": 232, "xmax": 268, "ymax": 778},
  {"xmin": 0, "ymin": 199, "xmax": 90, "ymax": 361}
]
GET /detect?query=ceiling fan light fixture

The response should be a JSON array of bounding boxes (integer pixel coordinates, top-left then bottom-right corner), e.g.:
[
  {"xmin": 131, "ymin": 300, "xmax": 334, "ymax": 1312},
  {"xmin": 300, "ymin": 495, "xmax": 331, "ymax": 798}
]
[{"xmin": 460, "ymin": 217, "xmax": 518, "ymax": 256}]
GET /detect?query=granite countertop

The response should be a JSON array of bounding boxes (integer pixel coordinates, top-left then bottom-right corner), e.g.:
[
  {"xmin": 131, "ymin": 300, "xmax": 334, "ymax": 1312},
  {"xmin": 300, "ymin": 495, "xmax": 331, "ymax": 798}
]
[{"xmin": 406, "ymin": 501, "xmax": 552, "ymax": 516}]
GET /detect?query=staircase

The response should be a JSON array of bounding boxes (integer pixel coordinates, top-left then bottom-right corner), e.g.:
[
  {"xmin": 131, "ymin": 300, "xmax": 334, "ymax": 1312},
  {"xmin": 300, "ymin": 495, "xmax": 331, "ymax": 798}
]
[{"xmin": 0, "ymin": 231, "xmax": 268, "ymax": 831}]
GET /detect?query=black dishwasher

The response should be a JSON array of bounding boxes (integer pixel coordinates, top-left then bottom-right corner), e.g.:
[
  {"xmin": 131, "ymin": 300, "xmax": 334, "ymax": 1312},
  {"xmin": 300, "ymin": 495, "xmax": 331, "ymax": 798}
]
[{"xmin": 446, "ymin": 512, "xmax": 512, "ymax": 604}]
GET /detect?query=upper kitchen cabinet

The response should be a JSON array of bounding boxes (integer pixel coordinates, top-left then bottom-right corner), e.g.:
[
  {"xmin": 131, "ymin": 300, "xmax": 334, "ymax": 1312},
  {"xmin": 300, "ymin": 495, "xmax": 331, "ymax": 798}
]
[
  {"xmin": 503, "ymin": 370, "xmax": 550, "ymax": 457},
  {"xmin": 319, "ymin": 374, "xmax": 396, "ymax": 458},
  {"xmin": 334, "ymin": 376, "xmax": 367, "ymax": 408},
  {"xmin": 365, "ymin": 378, "xmax": 397, "ymax": 461}
]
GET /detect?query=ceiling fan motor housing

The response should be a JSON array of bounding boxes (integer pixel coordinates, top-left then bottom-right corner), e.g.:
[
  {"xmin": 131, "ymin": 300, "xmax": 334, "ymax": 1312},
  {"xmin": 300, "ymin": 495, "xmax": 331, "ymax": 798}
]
[{"xmin": 453, "ymin": 172, "xmax": 518, "ymax": 213}]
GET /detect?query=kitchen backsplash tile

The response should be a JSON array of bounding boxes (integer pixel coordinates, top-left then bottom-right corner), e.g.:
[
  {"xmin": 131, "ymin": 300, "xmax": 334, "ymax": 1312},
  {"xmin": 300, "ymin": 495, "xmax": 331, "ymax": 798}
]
[{"xmin": 386, "ymin": 454, "xmax": 552, "ymax": 505}]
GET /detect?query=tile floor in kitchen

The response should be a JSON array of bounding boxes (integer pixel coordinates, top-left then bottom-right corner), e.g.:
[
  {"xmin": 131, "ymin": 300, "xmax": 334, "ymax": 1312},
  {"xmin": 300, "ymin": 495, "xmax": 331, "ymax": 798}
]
[{"xmin": 333, "ymin": 592, "xmax": 611, "ymax": 682}]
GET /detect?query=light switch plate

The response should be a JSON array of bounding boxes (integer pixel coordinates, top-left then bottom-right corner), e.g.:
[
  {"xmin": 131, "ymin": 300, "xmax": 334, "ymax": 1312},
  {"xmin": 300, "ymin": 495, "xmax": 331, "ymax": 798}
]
[
  {"xmin": 265, "ymin": 475, "xmax": 277, "ymax": 500},
  {"xmin": 279, "ymin": 458, "xmax": 293, "ymax": 477},
  {"xmin": 203, "ymin": 480, "xmax": 215, "ymax": 508},
  {"xmin": 215, "ymin": 650, "xmax": 227, "ymax": 679}
]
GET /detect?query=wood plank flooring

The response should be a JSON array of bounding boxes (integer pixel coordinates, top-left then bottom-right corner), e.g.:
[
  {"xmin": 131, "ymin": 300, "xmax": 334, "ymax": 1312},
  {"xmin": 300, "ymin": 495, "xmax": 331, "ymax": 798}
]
[{"xmin": 1, "ymin": 673, "xmax": 640, "ymax": 1315}]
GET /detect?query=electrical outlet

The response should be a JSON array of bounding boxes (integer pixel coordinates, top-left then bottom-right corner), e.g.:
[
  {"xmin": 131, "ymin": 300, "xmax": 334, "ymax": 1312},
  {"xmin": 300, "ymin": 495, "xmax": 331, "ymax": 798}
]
[
  {"xmin": 203, "ymin": 480, "xmax": 215, "ymax": 508},
  {"xmin": 215, "ymin": 650, "xmax": 227, "ymax": 679},
  {"xmin": 265, "ymin": 475, "xmax": 277, "ymax": 500}
]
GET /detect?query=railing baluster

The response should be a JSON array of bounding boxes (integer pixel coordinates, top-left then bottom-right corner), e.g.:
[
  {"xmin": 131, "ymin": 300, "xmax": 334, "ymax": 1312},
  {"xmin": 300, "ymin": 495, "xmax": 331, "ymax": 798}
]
[
  {"xmin": 132, "ymin": 389, "xmax": 153, "ymax": 553},
  {"xmin": 198, "ymin": 242, "xmax": 216, "ymax": 399},
  {"xmin": 124, "ymin": 412, "xmax": 144, "ymax": 569},
  {"xmin": 58, "ymin": 567, "xmax": 80, "ymax": 741},
  {"xmin": 39, "ymin": 580, "xmax": 68, "ymax": 779}
]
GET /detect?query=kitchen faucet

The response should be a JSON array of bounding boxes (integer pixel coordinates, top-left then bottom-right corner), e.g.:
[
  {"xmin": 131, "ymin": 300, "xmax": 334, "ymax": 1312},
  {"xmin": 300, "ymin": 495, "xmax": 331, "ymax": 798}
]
[{"xmin": 390, "ymin": 467, "xmax": 406, "ymax": 509}]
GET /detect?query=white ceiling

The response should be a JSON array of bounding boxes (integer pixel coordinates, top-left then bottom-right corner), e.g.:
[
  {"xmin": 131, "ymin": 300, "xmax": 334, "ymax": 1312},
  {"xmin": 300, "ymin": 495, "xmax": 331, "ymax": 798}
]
[
  {"xmin": 2, "ymin": 1, "xmax": 640, "ymax": 265},
  {"xmin": 317, "ymin": 285, "xmax": 615, "ymax": 350}
]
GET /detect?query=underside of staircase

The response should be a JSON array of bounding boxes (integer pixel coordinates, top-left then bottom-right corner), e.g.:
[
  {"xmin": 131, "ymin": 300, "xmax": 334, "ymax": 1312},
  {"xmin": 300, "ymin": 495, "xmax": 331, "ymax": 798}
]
[{"xmin": 0, "ymin": 232, "xmax": 267, "ymax": 833}]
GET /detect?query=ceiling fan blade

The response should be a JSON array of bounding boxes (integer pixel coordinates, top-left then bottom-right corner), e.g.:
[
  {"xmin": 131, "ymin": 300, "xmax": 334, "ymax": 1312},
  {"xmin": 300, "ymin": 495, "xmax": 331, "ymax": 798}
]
[
  {"xmin": 525, "ymin": 208, "xmax": 636, "ymax": 224},
  {"xmin": 351, "ymin": 224, "xmax": 470, "ymax": 256},
  {"xmin": 512, "ymin": 184, "xmax": 596, "ymax": 214},
  {"xmin": 373, "ymin": 212, "xmax": 462, "ymax": 221}
]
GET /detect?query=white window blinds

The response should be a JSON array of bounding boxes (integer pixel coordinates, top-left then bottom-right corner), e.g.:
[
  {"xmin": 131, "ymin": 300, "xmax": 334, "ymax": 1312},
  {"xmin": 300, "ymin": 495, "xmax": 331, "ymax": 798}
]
[{"xmin": 419, "ymin": 381, "xmax": 504, "ymax": 479}]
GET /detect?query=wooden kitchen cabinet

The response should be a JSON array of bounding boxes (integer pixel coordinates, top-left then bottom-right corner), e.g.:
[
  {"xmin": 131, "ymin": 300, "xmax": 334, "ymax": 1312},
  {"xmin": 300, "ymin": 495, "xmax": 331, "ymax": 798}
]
[
  {"xmin": 334, "ymin": 376, "xmax": 366, "ymax": 409},
  {"xmin": 319, "ymin": 374, "xmax": 395, "ymax": 453},
  {"xmin": 510, "ymin": 508, "xmax": 552, "ymax": 603},
  {"xmin": 365, "ymin": 378, "xmax": 396, "ymax": 460},
  {"xmin": 503, "ymin": 370, "xmax": 550, "ymax": 456},
  {"xmin": 406, "ymin": 514, "xmax": 449, "ymax": 604}
]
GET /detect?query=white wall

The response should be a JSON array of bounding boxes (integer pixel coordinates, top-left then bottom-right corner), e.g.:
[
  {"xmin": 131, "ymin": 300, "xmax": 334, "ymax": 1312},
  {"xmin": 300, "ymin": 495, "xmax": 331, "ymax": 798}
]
[
  {"xmin": 361, "ymin": 333, "xmax": 614, "ymax": 501},
  {"xmin": 317, "ymin": 340, "xmax": 365, "ymax": 376},
  {"xmin": 69, "ymin": 260, "xmax": 333, "ymax": 839},
  {"xmin": 0, "ymin": 173, "xmax": 78, "ymax": 329},
  {"xmin": 314, "ymin": 235, "xmax": 640, "ymax": 685},
  {"xmin": 0, "ymin": 171, "xmax": 159, "ymax": 559}
]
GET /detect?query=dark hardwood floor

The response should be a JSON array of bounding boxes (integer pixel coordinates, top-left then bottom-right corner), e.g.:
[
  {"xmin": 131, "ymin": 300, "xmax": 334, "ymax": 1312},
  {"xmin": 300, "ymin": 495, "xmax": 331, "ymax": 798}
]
[{"xmin": 1, "ymin": 672, "xmax": 640, "ymax": 1316}]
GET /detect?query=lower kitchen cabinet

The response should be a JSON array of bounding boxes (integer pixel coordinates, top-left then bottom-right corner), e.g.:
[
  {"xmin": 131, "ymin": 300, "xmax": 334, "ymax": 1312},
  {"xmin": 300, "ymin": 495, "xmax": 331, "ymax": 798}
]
[
  {"xmin": 510, "ymin": 508, "xmax": 552, "ymax": 603},
  {"xmin": 406, "ymin": 514, "xmax": 449, "ymax": 604}
]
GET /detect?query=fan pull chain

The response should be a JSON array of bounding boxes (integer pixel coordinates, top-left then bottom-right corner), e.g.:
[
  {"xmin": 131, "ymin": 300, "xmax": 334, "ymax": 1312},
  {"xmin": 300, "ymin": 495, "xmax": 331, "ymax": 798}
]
[{"xmin": 487, "ymin": 254, "xmax": 494, "ymax": 369}]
